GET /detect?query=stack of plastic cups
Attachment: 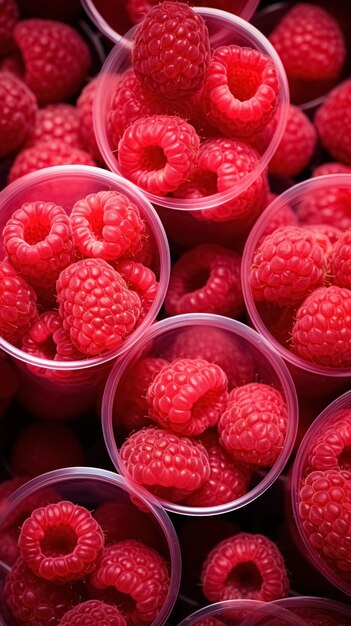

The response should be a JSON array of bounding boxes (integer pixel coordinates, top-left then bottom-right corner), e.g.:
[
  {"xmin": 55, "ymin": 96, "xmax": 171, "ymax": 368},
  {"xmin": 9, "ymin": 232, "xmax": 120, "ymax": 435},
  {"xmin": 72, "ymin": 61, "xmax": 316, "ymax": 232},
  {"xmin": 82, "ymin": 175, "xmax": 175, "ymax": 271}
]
[{"xmin": 176, "ymin": 599, "xmax": 308, "ymax": 626}]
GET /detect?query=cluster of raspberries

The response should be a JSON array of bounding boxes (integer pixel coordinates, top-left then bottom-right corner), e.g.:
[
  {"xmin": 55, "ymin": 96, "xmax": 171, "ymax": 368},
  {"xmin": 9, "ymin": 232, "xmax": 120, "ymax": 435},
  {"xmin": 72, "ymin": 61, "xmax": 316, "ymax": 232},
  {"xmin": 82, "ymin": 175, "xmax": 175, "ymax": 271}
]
[
  {"xmin": 2, "ymin": 496, "xmax": 170, "ymax": 626},
  {"xmin": 0, "ymin": 190, "xmax": 158, "ymax": 366}
]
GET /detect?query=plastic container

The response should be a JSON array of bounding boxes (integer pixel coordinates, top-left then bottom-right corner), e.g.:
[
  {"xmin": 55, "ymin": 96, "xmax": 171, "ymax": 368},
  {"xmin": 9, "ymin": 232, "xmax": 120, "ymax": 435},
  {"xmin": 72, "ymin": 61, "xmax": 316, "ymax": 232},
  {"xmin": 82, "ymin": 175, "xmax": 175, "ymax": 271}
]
[
  {"xmin": 0, "ymin": 467, "xmax": 181, "ymax": 625},
  {"xmin": 176, "ymin": 599, "xmax": 308, "ymax": 626},
  {"xmin": 275, "ymin": 596, "xmax": 351, "ymax": 623},
  {"xmin": 93, "ymin": 8, "xmax": 289, "ymax": 250},
  {"xmin": 241, "ymin": 174, "xmax": 351, "ymax": 402},
  {"xmin": 0, "ymin": 165, "xmax": 170, "ymax": 419},
  {"xmin": 291, "ymin": 390, "xmax": 351, "ymax": 597},
  {"xmin": 102, "ymin": 313, "xmax": 298, "ymax": 516}
]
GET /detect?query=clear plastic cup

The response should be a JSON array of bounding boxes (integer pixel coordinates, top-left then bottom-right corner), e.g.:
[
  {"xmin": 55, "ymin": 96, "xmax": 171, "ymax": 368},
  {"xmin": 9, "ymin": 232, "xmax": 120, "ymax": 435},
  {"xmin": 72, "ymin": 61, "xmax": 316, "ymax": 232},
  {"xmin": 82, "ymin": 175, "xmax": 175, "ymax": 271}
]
[
  {"xmin": 0, "ymin": 467, "xmax": 181, "ymax": 625},
  {"xmin": 102, "ymin": 313, "xmax": 298, "ymax": 516},
  {"xmin": 241, "ymin": 174, "xmax": 351, "ymax": 402},
  {"xmin": 176, "ymin": 599, "xmax": 308, "ymax": 626},
  {"xmin": 291, "ymin": 390, "xmax": 351, "ymax": 597},
  {"xmin": 93, "ymin": 8, "xmax": 289, "ymax": 250},
  {"xmin": 275, "ymin": 596, "xmax": 351, "ymax": 623},
  {"xmin": 0, "ymin": 165, "xmax": 170, "ymax": 419}
]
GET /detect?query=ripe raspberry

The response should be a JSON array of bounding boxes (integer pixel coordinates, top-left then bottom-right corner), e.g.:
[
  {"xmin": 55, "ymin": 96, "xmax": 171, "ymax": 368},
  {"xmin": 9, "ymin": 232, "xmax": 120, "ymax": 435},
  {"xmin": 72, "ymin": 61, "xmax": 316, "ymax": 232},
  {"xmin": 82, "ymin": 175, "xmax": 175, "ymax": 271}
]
[
  {"xmin": 26, "ymin": 103, "xmax": 81, "ymax": 149},
  {"xmin": 313, "ymin": 162, "xmax": 351, "ymax": 177},
  {"xmin": 298, "ymin": 469, "xmax": 351, "ymax": 573},
  {"xmin": 4, "ymin": 557, "xmax": 79, "ymax": 626},
  {"xmin": 132, "ymin": 1, "xmax": 210, "ymax": 98},
  {"xmin": 3, "ymin": 200, "xmax": 75, "ymax": 292},
  {"xmin": 305, "ymin": 224, "xmax": 342, "ymax": 248},
  {"xmin": 93, "ymin": 500, "xmax": 162, "ymax": 551},
  {"xmin": 58, "ymin": 600, "xmax": 126, "ymax": 626},
  {"xmin": 269, "ymin": 4, "xmax": 346, "ymax": 83},
  {"xmin": 250, "ymin": 226, "xmax": 328, "ymax": 305},
  {"xmin": 201, "ymin": 532, "xmax": 290, "ymax": 602},
  {"xmin": 118, "ymin": 114, "xmax": 200, "ymax": 196},
  {"xmin": 11, "ymin": 422, "xmax": 84, "ymax": 477},
  {"xmin": 0, "ymin": 71, "xmax": 37, "ymax": 158},
  {"xmin": 291, "ymin": 285, "xmax": 351, "ymax": 367},
  {"xmin": 70, "ymin": 191, "xmax": 146, "ymax": 262},
  {"xmin": 165, "ymin": 244, "xmax": 244, "ymax": 318},
  {"xmin": 185, "ymin": 432, "xmax": 251, "ymax": 507},
  {"xmin": 203, "ymin": 45, "xmax": 279, "ymax": 137},
  {"xmin": 218, "ymin": 383, "xmax": 288, "ymax": 467},
  {"xmin": 329, "ymin": 229, "xmax": 351, "ymax": 289},
  {"xmin": 315, "ymin": 80, "xmax": 351, "ymax": 165},
  {"xmin": 147, "ymin": 358, "xmax": 228, "ymax": 436},
  {"xmin": 8, "ymin": 140, "xmax": 96, "ymax": 182},
  {"xmin": 76, "ymin": 77, "xmax": 102, "ymax": 162},
  {"xmin": 120, "ymin": 426, "xmax": 211, "ymax": 500},
  {"xmin": 0, "ymin": 261, "xmax": 37, "ymax": 341},
  {"xmin": 18, "ymin": 500, "xmax": 105, "ymax": 583},
  {"xmin": 113, "ymin": 260, "xmax": 158, "ymax": 322},
  {"xmin": 269, "ymin": 105, "xmax": 317, "ymax": 178},
  {"xmin": 297, "ymin": 183, "xmax": 351, "ymax": 231},
  {"xmin": 14, "ymin": 19, "xmax": 91, "ymax": 105},
  {"xmin": 56, "ymin": 258, "xmax": 141, "ymax": 356},
  {"xmin": 0, "ymin": 0, "xmax": 19, "ymax": 55},
  {"xmin": 306, "ymin": 409, "xmax": 351, "ymax": 473}
]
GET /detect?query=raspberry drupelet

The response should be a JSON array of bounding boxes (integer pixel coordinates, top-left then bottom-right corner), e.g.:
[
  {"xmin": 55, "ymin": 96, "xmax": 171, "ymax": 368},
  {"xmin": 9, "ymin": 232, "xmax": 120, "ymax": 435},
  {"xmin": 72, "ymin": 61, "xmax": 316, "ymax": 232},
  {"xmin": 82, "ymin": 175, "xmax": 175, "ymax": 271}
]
[
  {"xmin": 314, "ymin": 80, "xmax": 351, "ymax": 165},
  {"xmin": 0, "ymin": 71, "xmax": 37, "ymax": 158},
  {"xmin": 0, "ymin": 261, "xmax": 37, "ymax": 341},
  {"xmin": 58, "ymin": 600, "xmax": 127, "ymax": 626}
]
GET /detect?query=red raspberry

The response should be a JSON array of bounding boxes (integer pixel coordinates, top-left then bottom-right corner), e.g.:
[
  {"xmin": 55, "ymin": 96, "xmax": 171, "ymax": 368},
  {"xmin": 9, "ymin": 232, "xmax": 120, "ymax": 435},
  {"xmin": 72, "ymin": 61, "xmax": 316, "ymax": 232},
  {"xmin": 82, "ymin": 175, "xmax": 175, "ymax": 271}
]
[
  {"xmin": 203, "ymin": 45, "xmax": 279, "ymax": 137},
  {"xmin": 11, "ymin": 422, "xmax": 84, "ymax": 477},
  {"xmin": 8, "ymin": 140, "xmax": 96, "ymax": 182},
  {"xmin": 3, "ymin": 200, "xmax": 75, "ymax": 292},
  {"xmin": 120, "ymin": 426, "xmax": 211, "ymax": 500},
  {"xmin": 269, "ymin": 105, "xmax": 317, "ymax": 178},
  {"xmin": 329, "ymin": 229, "xmax": 351, "ymax": 289},
  {"xmin": 250, "ymin": 226, "xmax": 328, "ymax": 305},
  {"xmin": 0, "ymin": 261, "xmax": 37, "ymax": 341},
  {"xmin": 14, "ymin": 19, "xmax": 91, "ymax": 105},
  {"xmin": 218, "ymin": 383, "xmax": 288, "ymax": 467},
  {"xmin": 0, "ymin": 71, "xmax": 37, "ymax": 158},
  {"xmin": 315, "ymin": 80, "xmax": 351, "ymax": 165},
  {"xmin": 21, "ymin": 310, "xmax": 83, "ymax": 361},
  {"xmin": 0, "ymin": 0, "xmax": 19, "ymax": 55},
  {"xmin": 89, "ymin": 540, "xmax": 170, "ymax": 625},
  {"xmin": 76, "ymin": 77, "xmax": 102, "ymax": 162},
  {"xmin": 165, "ymin": 244, "xmax": 244, "ymax": 318},
  {"xmin": 113, "ymin": 260, "xmax": 158, "ymax": 322},
  {"xmin": 306, "ymin": 409, "xmax": 351, "ymax": 473},
  {"xmin": 18, "ymin": 500, "xmax": 104, "ymax": 583},
  {"xmin": 4, "ymin": 557, "xmax": 80, "ymax": 626},
  {"xmin": 305, "ymin": 224, "xmax": 342, "ymax": 248},
  {"xmin": 269, "ymin": 4, "xmax": 346, "ymax": 83},
  {"xmin": 132, "ymin": 1, "xmax": 210, "ymax": 99},
  {"xmin": 185, "ymin": 432, "xmax": 251, "ymax": 507},
  {"xmin": 297, "ymin": 183, "xmax": 351, "ymax": 231},
  {"xmin": 147, "ymin": 358, "xmax": 228, "ymax": 437},
  {"xmin": 118, "ymin": 114, "xmax": 200, "ymax": 196},
  {"xmin": 291, "ymin": 285, "xmax": 351, "ymax": 367},
  {"xmin": 93, "ymin": 500, "xmax": 162, "ymax": 551},
  {"xmin": 58, "ymin": 600, "xmax": 126, "ymax": 626},
  {"xmin": 70, "ymin": 191, "xmax": 146, "ymax": 262},
  {"xmin": 201, "ymin": 532, "xmax": 290, "ymax": 602},
  {"xmin": 56, "ymin": 258, "xmax": 141, "ymax": 356},
  {"xmin": 26, "ymin": 104, "xmax": 81, "ymax": 149},
  {"xmin": 298, "ymin": 469, "xmax": 351, "ymax": 573},
  {"xmin": 313, "ymin": 162, "xmax": 351, "ymax": 177}
]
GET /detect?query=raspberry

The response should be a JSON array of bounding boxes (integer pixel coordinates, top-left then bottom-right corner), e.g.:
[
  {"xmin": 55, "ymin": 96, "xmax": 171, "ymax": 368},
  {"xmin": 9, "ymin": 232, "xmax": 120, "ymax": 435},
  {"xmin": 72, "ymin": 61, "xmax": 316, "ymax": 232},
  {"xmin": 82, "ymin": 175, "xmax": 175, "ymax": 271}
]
[
  {"xmin": 185, "ymin": 432, "xmax": 251, "ymax": 507},
  {"xmin": 165, "ymin": 244, "xmax": 244, "ymax": 318},
  {"xmin": 93, "ymin": 500, "xmax": 162, "ymax": 551},
  {"xmin": 0, "ymin": 72, "xmax": 37, "ymax": 158},
  {"xmin": 218, "ymin": 383, "xmax": 288, "ymax": 467},
  {"xmin": 26, "ymin": 104, "xmax": 81, "ymax": 149},
  {"xmin": 297, "ymin": 183, "xmax": 351, "ymax": 231},
  {"xmin": 315, "ymin": 80, "xmax": 351, "ymax": 165},
  {"xmin": 56, "ymin": 258, "xmax": 141, "ymax": 356},
  {"xmin": 329, "ymin": 228, "xmax": 351, "ymax": 289},
  {"xmin": 118, "ymin": 114, "xmax": 200, "ymax": 196},
  {"xmin": 11, "ymin": 422, "xmax": 84, "ymax": 477},
  {"xmin": 269, "ymin": 105, "xmax": 317, "ymax": 178},
  {"xmin": 58, "ymin": 600, "xmax": 126, "ymax": 626},
  {"xmin": 261, "ymin": 198, "xmax": 298, "ymax": 238},
  {"xmin": 3, "ymin": 200, "xmax": 75, "ymax": 292},
  {"xmin": 307, "ymin": 409, "xmax": 351, "ymax": 473},
  {"xmin": 313, "ymin": 162, "xmax": 351, "ymax": 177},
  {"xmin": 147, "ymin": 358, "xmax": 228, "ymax": 436},
  {"xmin": 113, "ymin": 260, "xmax": 158, "ymax": 322},
  {"xmin": 0, "ymin": 261, "xmax": 37, "ymax": 341},
  {"xmin": 269, "ymin": 4, "xmax": 346, "ymax": 83},
  {"xmin": 89, "ymin": 540, "xmax": 170, "ymax": 625},
  {"xmin": 21, "ymin": 310, "xmax": 84, "ymax": 362},
  {"xmin": 4, "ymin": 557, "xmax": 80, "ymax": 626},
  {"xmin": 70, "ymin": 191, "xmax": 146, "ymax": 262},
  {"xmin": 201, "ymin": 533, "xmax": 290, "ymax": 602},
  {"xmin": 14, "ymin": 19, "xmax": 91, "ymax": 105},
  {"xmin": 305, "ymin": 224, "xmax": 342, "ymax": 248},
  {"xmin": 9, "ymin": 140, "xmax": 96, "ymax": 183},
  {"xmin": 203, "ymin": 45, "xmax": 279, "ymax": 137},
  {"xmin": 298, "ymin": 469, "xmax": 351, "ymax": 573},
  {"xmin": 120, "ymin": 426, "xmax": 211, "ymax": 500},
  {"xmin": 291, "ymin": 285, "xmax": 351, "ymax": 367},
  {"xmin": 132, "ymin": 1, "xmax": 210, "ymax": 99},
  {"xmin": 0, "ymin": 0, "xmax": 19, "ymax": 55},
  {"xmin": 76, "ymin": 77, "xmax": 102, "ymax": 162},
  {"xmin": 18, "ymin": 500, "xmax": 105, "ymax": 583},
  {"xmin": 249, "ymin": 226, "xmax": 328, "ymax": 305}
]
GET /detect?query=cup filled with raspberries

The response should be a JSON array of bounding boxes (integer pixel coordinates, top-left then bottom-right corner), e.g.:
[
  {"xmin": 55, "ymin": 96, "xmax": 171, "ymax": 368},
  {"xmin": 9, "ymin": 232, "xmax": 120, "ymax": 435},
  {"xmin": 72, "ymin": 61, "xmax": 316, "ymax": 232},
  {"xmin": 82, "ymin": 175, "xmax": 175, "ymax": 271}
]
[
  {"xmin": 0, "ymin": 467, "xmax": 181, "ymax": 626},
  {"xmin": 176, "ymin": 599, "xmax": 308, "ymax": 626},
  {"xmin": 0, "ymin": 164, "xmax": 170, "ymax": 419},
  {"xmin": 93, "ymin": 2, "xmax": 289, "ymax": 249},
  {"xmin": 101, "ymin": 313, "xmax": 298, "ymax": 515},
  {"xmin": 291, "ymin": 389, "xmax": 351, "ymax": 597},
  {"xmin": 275, "ymin": 596, "xmax": 351, "ymax": 625},
  {"xmin": 242, "ymin": 173, "xmax": 351, "ymax": 399}
]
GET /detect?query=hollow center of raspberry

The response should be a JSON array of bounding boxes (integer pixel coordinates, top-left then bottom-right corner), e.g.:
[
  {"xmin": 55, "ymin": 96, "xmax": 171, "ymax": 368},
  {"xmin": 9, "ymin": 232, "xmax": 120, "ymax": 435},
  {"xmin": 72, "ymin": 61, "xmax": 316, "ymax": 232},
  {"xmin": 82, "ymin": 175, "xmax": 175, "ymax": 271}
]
[
  {"xmin": 140, "ymin": 146, "xmax": 167, "ymax": 171},
  {"xmin": 191, "ymin": 390, "xmax": 221, "ymax": 422},
  {"xmin": 24, "ymin": 220, "xmax": 51, "ymax": 245},
  {"xmin": 228, "ymin": 68, "xmax": 261, "ymax": 102},
  {"xmin": 40, "ymin": 525, "xmax": 77, "ymax": 556},
  {"xmin": 227, "ymin": 561, "xmax": 263, "ymax": 593},
  {"xmin": 339, "ymin": 445, "xmax": 351, "ymax": 469},
  {"xmin": 185, "ymin": 267, "xmax": 211, "ymax": 291},
  {"xmin": 89, "ymin": 209, "xmax": 105, "ymax": 240}
]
